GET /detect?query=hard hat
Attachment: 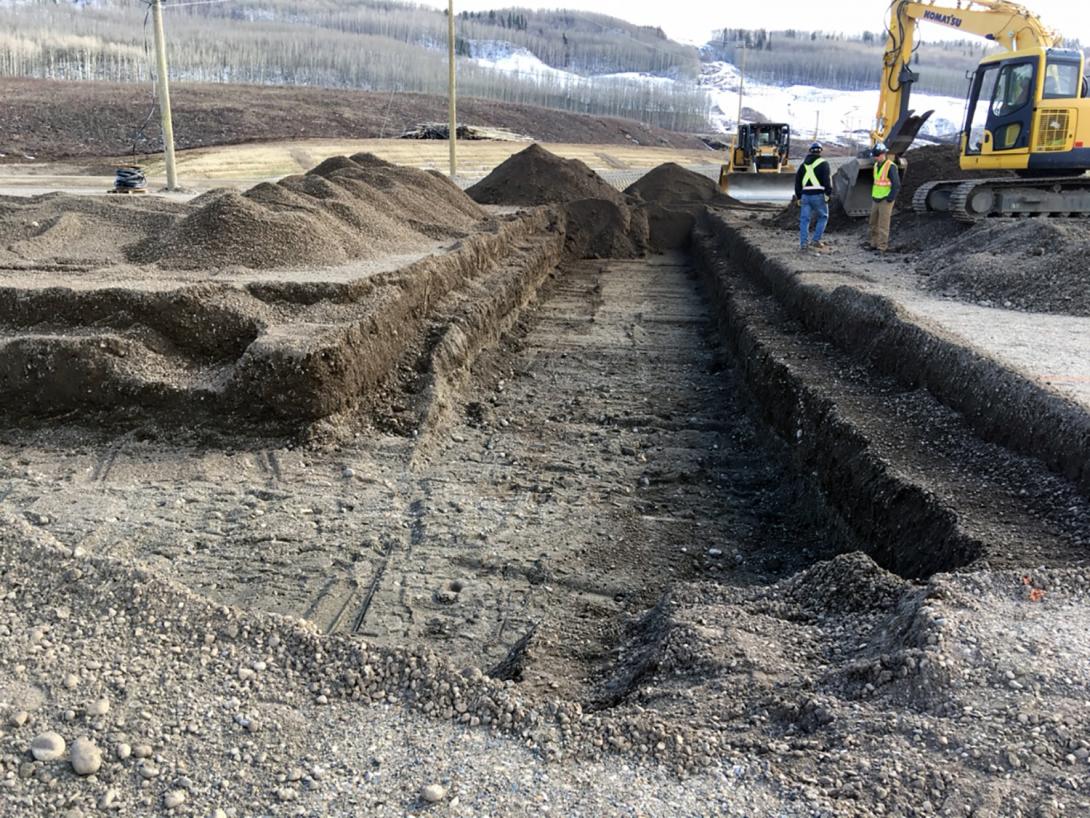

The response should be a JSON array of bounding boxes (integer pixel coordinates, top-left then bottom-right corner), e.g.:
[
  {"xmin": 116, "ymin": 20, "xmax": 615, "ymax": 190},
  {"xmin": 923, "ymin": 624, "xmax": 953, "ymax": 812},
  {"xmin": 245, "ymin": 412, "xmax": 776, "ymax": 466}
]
[
  {"xmin": 872, "ymin": 143, "xmax": 889, "ymax": 157},
  {"xmin": 809, "ymin": 141, "xmax": 823, "ymax": 153}
]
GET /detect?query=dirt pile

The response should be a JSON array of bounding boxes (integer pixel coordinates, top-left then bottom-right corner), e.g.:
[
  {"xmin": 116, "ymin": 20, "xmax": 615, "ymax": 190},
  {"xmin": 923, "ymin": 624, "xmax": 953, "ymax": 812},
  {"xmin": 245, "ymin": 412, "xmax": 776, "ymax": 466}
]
[
  {"xmin": 466, "ymin": 143, "xmax": 626, "ymax": 207},
  {"xmin": 0, "ymin": 193, "xmax": 187, "ymax": 264},
  {"xmin": 776, "ymin": 551, "xmax": 910, "ymax": 615},
  {"xmin": 916, "ymin": 217, "xmax": 1090, "ymax": 315},
  {"xmin": 623, "ymin": 163, "xmax": 739, "ymax": 250},
  {"xmin": 624, "ymin": 162, "xmax": 720, "ymax": 210},
  {"xmin": 133, "ymin": 154, "xmax": 487, "ymax": 269},
  {"xmin": 562, "ymin": 198, "xmax": 649, "ymax": 259}
]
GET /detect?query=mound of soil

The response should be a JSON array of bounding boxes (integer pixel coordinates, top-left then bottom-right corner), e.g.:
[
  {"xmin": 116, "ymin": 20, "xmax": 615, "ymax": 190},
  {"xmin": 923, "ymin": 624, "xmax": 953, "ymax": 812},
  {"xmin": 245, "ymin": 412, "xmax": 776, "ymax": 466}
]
[
  {"xmin": 624, "ymin": 162, "xmax": 719, "ymax": 209},
  {"xmin": 0, "ymin": 193, "xmax": 188, "ymax": 264},
  {"xmin": 132, "ymin": 154, "xmax": 487, "ymax": 270},
  {"xmin": 917, "ymin": 217, "xmax": 1090, "ymax": 315},
  {"xmin": 563, "ymin": 198, "xmax": 649, "ymax": 259},
  {"xmin": 776, "ymin": 552, "xmax": 910, "ymax": 615},
  {"xmin": 466, "ymin": 143, "xmax": 625, "ymax": 207}
]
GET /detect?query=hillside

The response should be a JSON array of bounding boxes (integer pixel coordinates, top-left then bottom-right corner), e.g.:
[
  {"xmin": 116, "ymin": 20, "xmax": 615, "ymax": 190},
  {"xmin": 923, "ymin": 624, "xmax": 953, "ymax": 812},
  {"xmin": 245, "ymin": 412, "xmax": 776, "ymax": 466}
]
[
  {"xmin": 707, "ymin": 28, "xmax": 1004, "ymax": 97},
  {"xmin": 0, "ymin": 78, "xmax": 708, "ymax": 163},
  {"xmin": 456, "ymin": 8, "xmax": 698, "ymax": 77},
  {"xmin": 0, "ymin": 0, "xmax": 709, "ymax": 131}
]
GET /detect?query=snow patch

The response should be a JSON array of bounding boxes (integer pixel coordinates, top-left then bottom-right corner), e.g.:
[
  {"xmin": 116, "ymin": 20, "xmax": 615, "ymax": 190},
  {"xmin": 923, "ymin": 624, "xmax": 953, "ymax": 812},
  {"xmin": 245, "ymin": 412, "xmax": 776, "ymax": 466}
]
[{"xmin": 701, "ymin": 60, "xmax": 967, "ymax": 146}]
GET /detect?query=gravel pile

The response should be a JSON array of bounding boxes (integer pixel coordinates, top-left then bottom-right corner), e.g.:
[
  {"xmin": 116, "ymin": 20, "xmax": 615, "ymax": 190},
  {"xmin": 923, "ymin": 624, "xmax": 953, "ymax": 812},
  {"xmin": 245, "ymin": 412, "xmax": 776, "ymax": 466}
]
[
  {"xmin": 0, "ymin": 193, "xmax": 186, "ymax": 265},
  {"xmin": 466, "ymin": 143, "xmax": 626, "ymax": 207},
  {"xmin": 132, "ymin": 153, "xmax": 486, "ymax": 270},
  {"xmin": 775, "ymin": 551, "xmax": 909, "ymax": 615},
  {"xmin": 915, "ymin": 217, "xmax": 1090, "ymax": 315}
]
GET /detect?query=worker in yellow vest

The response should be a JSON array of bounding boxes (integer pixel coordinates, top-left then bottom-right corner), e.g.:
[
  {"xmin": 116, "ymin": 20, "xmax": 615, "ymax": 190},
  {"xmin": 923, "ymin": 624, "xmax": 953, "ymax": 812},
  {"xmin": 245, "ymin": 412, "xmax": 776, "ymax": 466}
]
[
  {"xmin": 869, "ymin": 143, "xmax": 901, "ymax": 252},
  {"xmin": 792, "ymin": 141, "xmax": 833, "ymax": 252}
]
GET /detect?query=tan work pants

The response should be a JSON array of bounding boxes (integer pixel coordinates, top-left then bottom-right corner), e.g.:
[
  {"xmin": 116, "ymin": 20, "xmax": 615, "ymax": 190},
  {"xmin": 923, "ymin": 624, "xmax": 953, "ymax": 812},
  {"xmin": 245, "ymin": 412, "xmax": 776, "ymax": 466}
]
[{"xmin": 869, "ymin": 198, "xmax": 894, "ymax": 251}]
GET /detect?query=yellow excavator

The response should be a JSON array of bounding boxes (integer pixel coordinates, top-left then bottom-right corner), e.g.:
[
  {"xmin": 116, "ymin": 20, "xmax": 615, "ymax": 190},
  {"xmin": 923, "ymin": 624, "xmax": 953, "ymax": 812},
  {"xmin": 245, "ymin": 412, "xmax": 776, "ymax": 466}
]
[
  {"xmin": 718, "ymin": 122, "xmax": 796, "ymax": 200},
  {"xmin": 834, "ymin": 0, "xmax": 1090, "ymax": 221}
]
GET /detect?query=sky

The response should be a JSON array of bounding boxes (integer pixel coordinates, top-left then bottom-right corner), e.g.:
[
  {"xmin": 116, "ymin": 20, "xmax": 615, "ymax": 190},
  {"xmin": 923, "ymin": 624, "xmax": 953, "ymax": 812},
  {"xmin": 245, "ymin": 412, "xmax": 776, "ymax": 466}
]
[{"xmin": 418, "ymin": 1, "xmax": 1090, "ymax": 47}]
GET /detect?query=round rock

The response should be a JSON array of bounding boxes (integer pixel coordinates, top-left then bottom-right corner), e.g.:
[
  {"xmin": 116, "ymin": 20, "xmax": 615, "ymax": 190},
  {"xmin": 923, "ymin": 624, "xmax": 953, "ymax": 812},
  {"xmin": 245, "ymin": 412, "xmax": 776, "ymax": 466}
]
[
  {"xmin": 30, "ymin": 732, "xmax": 66, "ymax": 761},
  {"xmin": 70, "ymin": 737, "xmax": 102, "ymax": 775},
  {"xmin": 164, "ymin": 790, "xmax": 186, "ymax": 809},
  {"xmin": 421, "ymin": 783, "xmax": 447, "ymax": 803}
]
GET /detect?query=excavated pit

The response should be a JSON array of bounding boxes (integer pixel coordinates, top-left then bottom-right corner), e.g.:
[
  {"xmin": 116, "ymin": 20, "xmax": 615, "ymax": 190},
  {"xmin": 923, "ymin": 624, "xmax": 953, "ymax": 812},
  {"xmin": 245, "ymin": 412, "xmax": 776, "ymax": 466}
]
[{"xmin": 2, "ymin": 151, "xmax": 1090, "ymax": 817}]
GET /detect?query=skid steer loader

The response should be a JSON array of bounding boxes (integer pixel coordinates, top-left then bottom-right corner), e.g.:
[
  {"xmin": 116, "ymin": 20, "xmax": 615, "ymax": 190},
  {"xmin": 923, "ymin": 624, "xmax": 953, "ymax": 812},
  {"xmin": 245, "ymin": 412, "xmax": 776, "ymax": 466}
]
[{"xmin": 718, "ymin": 123, "xmax": 796, "ymax": 201}]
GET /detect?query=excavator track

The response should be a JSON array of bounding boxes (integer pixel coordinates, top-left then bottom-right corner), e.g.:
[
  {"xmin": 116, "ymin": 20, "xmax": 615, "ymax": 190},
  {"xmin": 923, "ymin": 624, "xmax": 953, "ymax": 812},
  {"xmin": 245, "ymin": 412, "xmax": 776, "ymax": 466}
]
[{"xmin": 912, "ymin": 174, "xmax": 1090, "ymax": 222}]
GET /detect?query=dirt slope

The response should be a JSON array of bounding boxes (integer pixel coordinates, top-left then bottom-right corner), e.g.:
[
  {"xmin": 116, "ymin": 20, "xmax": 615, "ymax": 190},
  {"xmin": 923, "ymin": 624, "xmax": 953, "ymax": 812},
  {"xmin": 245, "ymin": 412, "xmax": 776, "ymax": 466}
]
[{"xmin": 0, "ymin": 78, "xmax": 706, "ymax": 164}]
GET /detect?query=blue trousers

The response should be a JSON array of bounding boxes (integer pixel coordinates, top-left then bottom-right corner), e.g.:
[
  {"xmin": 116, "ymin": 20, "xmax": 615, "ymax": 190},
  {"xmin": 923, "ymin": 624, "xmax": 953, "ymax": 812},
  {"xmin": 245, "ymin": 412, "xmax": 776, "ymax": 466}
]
[{"xmin": 799, "ymin": 193, "xmax": 829, "ymax": 247}]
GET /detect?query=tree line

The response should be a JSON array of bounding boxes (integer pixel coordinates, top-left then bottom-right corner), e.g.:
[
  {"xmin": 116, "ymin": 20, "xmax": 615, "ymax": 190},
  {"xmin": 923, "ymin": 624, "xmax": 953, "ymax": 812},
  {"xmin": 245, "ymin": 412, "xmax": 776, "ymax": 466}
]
[
  {"xmin": 0, "ymin": 2, "xmax": 712, "ymax": 131},
  {"xmin": 705, "ymin": 27, "xmax": 1022, "ymax": 97}
]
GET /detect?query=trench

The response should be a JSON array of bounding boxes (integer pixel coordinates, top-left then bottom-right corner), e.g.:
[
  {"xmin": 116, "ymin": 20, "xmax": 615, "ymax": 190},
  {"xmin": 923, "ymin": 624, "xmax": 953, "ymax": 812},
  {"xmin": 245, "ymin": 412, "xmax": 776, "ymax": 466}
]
[{"xmin": 2, "ymin": 207, "xmax": 1087, "ymax": 718}]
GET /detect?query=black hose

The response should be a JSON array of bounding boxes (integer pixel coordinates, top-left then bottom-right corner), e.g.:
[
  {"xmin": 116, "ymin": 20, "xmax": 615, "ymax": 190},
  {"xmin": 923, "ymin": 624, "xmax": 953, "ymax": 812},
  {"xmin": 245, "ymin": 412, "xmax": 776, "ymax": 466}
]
[{"xmin": 115, "ymin": 166, "xmax": 148, "ymax": 191}]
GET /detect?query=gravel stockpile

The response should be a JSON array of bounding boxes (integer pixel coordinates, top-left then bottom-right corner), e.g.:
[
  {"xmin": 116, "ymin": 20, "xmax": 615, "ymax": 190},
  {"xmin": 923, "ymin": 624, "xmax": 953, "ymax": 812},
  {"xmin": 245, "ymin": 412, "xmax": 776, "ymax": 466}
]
[
  {"xmin": 466, "ymin": 143, "xmax": 626, "ymax": 207},
  {"xmin": 133, "ymin": 154, "xmax": 487, "ymax": 270},
  {"xmin": 916, "ymin": 217, "xmax": 1090, "ymax": 315},
  {"xmin": 0, "ymin": 193, "xmax": 187, "ymax": 265}
]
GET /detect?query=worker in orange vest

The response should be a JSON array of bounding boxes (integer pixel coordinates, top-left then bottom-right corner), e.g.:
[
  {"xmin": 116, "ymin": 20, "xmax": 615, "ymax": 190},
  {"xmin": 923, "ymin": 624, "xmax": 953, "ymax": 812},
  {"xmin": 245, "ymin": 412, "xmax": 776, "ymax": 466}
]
[{"xmin": 869, "ymin": 143, "xmax": 901, "ymax": 252}]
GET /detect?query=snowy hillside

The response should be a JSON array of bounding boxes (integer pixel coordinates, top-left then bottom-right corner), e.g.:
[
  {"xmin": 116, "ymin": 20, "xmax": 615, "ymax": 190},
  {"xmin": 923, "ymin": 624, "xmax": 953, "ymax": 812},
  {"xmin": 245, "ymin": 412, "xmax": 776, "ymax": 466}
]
[
  {"xmin": 701, "ymin": 61, "xmax": 968, "ymax": 146},
  {"xmin": 469, "ymin": 42, "xmax": 677, "ymax": 87},
  {"xmin": 468, "ymin": 43, "xmax": 968, "ymax": 148}
]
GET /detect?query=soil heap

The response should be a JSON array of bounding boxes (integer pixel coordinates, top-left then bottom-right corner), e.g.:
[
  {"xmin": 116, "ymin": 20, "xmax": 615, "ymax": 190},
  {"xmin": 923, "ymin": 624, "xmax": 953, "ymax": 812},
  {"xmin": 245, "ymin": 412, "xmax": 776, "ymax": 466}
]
[
  {"xmin": 916, "ymin": 217, "xmax": 1090, "ymax": 315},
  {"xmin": 0, "ymin": 193, "xmax": 187, "ymax": 265},
  {"xmin": 624, "ymin": 163, "xmax": 742, "ymax": 251},
  {"xmin": 465, "ymin": 143, "xmax": 626, "ymax": 207},
  {"xmin": 131, "ymin": 154, "xmax": 487, "ymax": 269},
  {"xmin": 624, "ymin": 162, "xmax": 721, "ymax": 210}
]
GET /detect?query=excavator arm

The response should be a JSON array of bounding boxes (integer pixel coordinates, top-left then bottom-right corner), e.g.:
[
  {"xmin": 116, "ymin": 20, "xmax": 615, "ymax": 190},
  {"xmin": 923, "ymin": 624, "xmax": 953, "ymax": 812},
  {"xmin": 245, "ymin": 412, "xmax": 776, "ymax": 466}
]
[{"xmin": 875, "ymin": 0, "xmax": 1061, "ymax": 151}]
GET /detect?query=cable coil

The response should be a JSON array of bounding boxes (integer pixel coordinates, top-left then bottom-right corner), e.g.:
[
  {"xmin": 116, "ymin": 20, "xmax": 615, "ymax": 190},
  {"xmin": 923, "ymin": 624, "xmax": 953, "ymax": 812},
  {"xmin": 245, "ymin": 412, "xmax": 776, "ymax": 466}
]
[{"xmin": 114, "ymin": 166, "xmax": 148, "ymax": 191}]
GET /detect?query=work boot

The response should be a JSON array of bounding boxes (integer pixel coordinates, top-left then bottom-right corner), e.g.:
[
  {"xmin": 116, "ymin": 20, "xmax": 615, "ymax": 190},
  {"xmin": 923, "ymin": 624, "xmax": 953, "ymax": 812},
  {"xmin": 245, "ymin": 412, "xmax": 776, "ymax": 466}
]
[{"xmin": 811, "ymin": 240, "xmax": 832, "ymax": 252}]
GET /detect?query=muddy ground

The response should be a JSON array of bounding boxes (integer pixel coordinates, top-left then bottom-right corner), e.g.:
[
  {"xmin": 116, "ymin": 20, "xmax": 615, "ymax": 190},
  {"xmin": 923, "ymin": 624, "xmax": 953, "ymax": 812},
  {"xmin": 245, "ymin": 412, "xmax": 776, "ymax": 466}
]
[{"xmin": 1, "ymin": 148, "xmax": 1089, "ymax": 817}]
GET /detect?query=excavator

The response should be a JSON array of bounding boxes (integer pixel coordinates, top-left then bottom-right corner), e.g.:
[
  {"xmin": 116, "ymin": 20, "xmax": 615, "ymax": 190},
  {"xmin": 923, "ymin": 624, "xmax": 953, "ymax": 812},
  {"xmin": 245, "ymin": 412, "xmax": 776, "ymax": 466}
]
[
  {"xmin": 834, "ymin": 0, "xmax": 1090, "ymax": 221},
  {"xmin": 718, "ymin": 122, "xmax": 796, "ymax": 200}
]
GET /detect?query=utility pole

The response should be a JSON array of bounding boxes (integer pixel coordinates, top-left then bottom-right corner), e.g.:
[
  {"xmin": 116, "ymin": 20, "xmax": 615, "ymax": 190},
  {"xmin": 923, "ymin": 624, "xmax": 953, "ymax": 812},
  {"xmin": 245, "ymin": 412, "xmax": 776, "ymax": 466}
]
[
  {"xmin": 150, "ymin": 0, "xmax": 178, "ymax": 190},
  {"xmin": 735, "ymin": 45, "xmax": 746, "ymax": 128},
  {"xmin": 448, "ymin": 0, "xmax": 457, "ymax": 178},
  {"xmin": 814, "ymin": 111, "xmax": 821, "ymax": 141}
]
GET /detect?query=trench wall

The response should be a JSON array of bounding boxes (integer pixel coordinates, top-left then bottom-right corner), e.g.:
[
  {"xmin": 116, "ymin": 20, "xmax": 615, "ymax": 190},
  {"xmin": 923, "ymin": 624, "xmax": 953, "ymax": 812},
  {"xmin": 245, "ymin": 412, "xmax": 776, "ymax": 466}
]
[{"xmin": 702, "ymin": 213, "xmax": 1090, "ymax": 499}]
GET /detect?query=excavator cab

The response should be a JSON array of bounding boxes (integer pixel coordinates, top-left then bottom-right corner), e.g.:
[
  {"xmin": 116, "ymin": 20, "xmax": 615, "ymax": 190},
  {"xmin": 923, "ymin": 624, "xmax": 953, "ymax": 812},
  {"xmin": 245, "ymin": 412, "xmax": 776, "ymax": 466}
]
[{"xmin": 718, "ymin": 123, "xmax": 796, "ymax": 201}]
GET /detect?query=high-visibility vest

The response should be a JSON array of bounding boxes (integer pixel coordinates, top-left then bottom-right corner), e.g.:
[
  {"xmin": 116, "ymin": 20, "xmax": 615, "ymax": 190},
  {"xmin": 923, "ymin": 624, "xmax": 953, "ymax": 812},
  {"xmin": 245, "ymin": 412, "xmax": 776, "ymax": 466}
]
[
  {"xmin": 872, "ymin": 159, "xmax": 894, "ymax": 200},
  {"xmin": 801, "ymin": 158, "xmax": 826, "ymax": 191}
]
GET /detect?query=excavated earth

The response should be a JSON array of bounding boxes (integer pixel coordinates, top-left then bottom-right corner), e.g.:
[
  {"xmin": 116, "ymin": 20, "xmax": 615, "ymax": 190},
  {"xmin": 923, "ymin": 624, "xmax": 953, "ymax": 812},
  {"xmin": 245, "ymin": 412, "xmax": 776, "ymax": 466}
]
[{"xmin": 0, "ymin": 147, "xmax": 1089, "ymax": 817}]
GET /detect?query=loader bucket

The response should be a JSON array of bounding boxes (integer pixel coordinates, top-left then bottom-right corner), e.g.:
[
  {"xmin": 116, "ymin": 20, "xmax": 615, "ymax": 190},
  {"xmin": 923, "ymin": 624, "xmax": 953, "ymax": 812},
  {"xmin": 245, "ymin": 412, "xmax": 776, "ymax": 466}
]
[{"xmin": 719, "ymin": 170, "xmax": 796, "ymax": 203}]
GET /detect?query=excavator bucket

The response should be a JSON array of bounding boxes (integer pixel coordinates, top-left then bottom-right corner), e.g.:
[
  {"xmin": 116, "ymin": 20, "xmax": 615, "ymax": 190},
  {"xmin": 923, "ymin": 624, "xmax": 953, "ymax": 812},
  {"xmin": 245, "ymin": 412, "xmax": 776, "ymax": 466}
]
[
  {"xmin": 832, "ymin": 158, "xmax": 876, "ymax": 218},
  {"xmin": 833, "ymin": 110, "xmax": 933, "ymax": 216},
  {"xmin": 718, "ymin": 167, "xmax": 796, "ymax": 203}
]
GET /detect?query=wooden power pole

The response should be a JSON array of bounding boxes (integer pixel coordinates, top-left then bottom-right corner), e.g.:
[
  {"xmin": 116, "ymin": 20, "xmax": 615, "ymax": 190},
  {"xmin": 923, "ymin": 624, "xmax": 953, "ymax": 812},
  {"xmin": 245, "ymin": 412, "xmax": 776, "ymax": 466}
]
[
  {"xmin": 151, "ymin": 0, "xmax": 178, "ymax": 190},
  {"xmin": 448, "ymin": 0, "xmax": 457, "ymax": 178}
]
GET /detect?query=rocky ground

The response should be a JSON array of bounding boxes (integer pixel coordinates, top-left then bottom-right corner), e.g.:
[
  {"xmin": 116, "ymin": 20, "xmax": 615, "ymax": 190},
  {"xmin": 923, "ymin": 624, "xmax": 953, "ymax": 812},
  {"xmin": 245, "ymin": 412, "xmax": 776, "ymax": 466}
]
[{"xmin": 1, "ymin": 147, "xmax": 1089, "ymax": 816}]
